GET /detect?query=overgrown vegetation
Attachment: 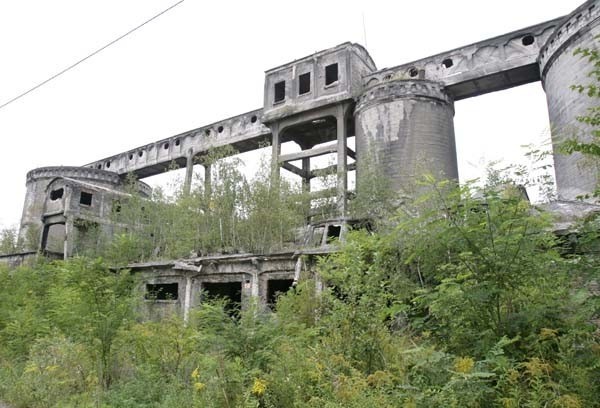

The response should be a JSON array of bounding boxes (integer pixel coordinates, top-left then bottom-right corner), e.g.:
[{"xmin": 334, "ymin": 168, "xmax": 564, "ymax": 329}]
[
  {"xmin": 0, "ymin": 165, "xmax": 598, "ymax": 407},
  {"xmin": 1, "ymin": 48, "xmax": 599, "ymax": 404}
]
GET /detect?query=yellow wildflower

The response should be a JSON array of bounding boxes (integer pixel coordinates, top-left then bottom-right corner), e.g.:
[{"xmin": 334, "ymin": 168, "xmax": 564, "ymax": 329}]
[
  {"xmin": 553, "ymin": 394, "xmax": 582, "ymax": 408},
  {"xmin": 454, "ymin": 356, "xmax": 475, "ymax": 374},
  {"xmin": 193, "ymin": 382, "xmax": 206, "ymax": 392},
  {"xmin": 191, "ymin": 367, "xmax": 200, "ymax": 381},
  {"xmin": 251, "ymin": 378, "xmax": 267, "ymax": 397},
  {"xmin": 540, "ymin": 328, "xmax": 558, "ymax": 340},
  {"xmin": 523, "ymin": 357, "xmax": 552, "ymax": 377},
  {"xmin": 507, "ymin": 368, "xmax": 520, "ymax": 383},
  {"xmin": 24, "ymin": 363, "xmax": 39, "ymax": 374},
  {"xmin": 500, "ymin": 397, "xmax": 518, "ymax": 408}
]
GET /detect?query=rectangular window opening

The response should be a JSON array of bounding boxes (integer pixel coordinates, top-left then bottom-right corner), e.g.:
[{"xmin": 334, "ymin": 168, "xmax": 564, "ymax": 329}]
[
  {"xmin": 325, "ymin": 63, "xmax": 339, "ymax": 86},
  {"xmin": 145, "ymin": 283, "xmax": 179, "ymax": 300},
  {"xmin": 298, "ymin": 72, "xmax": 311, "ymax": 95},
  {"xmin": 326, "ymin": 224, "xmax": 342, "ymax": 244},
  {"xmin": 202, "ymin": 281, "xmax": 242, "ymax": 316},
  {"xmin": 50, "ymin": 188, "xmax": 64, "ymax": 201},
  {"xmin": 79, "ymin": 191, "xmax": 93, "ymax": 206},
  {"xmin": 267, "ymin": 279, "xmax": 294, "ymax": 306},
  {"xmin": 274, "ymin": 80, "xmax": 286, "ymax": 103}
]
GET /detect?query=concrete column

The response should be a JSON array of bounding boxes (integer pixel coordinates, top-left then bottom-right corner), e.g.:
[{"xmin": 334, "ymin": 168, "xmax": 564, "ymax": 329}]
[
  {"xmin": 64, "ymin": 218, "xmax": 74, "ymax": 260},
  {"xmin": 336, "ymin": 105, "xmax": 348, "ymax": 217},
  {"xmin": 251, "ymin": 271, "xmax": 259, "ymax": 297},
  {"xmin": 203, "ymin": 163, "xmax": 212, "ymax": 201},
  {"xmin": 183, "ymin": 275, "xmax": 192, "ymax": 324},
  {"xmin": 539, "ymin": 1, "xmax": 600, "ymax": 201},
  {"xmin": 302, "ymin": 157, "xmax": 311, "ymax": 193},
  {"xmin": 270, "ymin": 123, "xmax": 281, "ymax": 184},
  {"xmin": 183, "ymin": 150, "xmax": 194, "ymax": 195}
]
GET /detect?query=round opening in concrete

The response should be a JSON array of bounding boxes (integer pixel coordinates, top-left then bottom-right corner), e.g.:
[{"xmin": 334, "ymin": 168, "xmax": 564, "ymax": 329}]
[{"xmin": 522, "ymin": 35, "xmax": 535, "ymax": 46}]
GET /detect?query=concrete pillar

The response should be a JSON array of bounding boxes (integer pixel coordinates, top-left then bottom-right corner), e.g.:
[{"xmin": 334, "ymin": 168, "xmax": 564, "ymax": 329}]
[
  {"xmin": 183, "ymin": 149, "xmax": 194, "ymax": 195},
  {"xmin": 183, "ymin": 275, "xmax": 192, "ymax": 323},
  {"xmin": 355, "ymin": 79, "xmax": 457, "ymax": 196},
  {"xmin": 64, "ymin": 218, "xmax": 74, "ymax": 259},
  {"xmin": 203, "ymin": 164, "xmax": 212, "ymax": 200},
  {"xmin": 539, "ymin": 1, "xmax": 600, "ymax": 201},
  {"xmin": 336, "ymin": 105, "xmax": 348, "ymax": 216},
  {"xmin": 302, "ymin": 157, "xmax": 311, "ymax": 193},
  {"xmin": 251, "ymin": 271, "xmax": 259, "ymax": 297},
  {"xmin": 270, "ymin": 123, "xmax": 281, "ymax": 184}
]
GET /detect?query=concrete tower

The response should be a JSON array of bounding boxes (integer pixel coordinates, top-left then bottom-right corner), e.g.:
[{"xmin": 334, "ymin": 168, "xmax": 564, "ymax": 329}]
[
  {"xmin": 355, "ymin": 79, "xmax": 458, "ymax": 195},
  {"xmin": 540, "ymin": 0, "xmax": 600, "ymax": 201}
]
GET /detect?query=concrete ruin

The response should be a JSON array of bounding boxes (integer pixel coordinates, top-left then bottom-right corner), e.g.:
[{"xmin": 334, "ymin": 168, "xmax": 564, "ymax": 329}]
[{"xmin": 7, "ymin": 0, "xmax": 600, "ymax": 316}]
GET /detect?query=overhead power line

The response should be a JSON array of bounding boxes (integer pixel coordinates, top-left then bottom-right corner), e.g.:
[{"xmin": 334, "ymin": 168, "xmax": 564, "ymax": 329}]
[{"xmin": 0, "ymin": 0, "xmax": 185, "ymax": 111}]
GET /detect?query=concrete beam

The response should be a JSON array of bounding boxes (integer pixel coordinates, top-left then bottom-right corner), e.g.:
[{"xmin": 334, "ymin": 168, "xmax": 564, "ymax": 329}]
[
  {"xmin": 364, "ymin": 17, "xmax": 565, "ymax": 100},
  {"xmin": 310, "ymin": 162, "xmax": 356, "ymax": 179},
  {"xmin": 278, "ymin": 144, "xmax": 338, "ymax": 163},
  {"xmin": 281, "ymin": 162, "xmax": 308, "ymax": 178},
  {"xmin": 85, "ymin": 109, "xmax": 271, "ymax": 179}
]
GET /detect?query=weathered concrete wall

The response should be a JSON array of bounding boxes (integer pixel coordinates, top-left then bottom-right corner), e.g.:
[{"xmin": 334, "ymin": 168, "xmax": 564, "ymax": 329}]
[
  {"xmin": 540, "ymin": 0, "xmax": 600, "ymax": 201},
  {"xmin": 19, "ymin": 167, "xmax": 150, "ymax": 254},
  {"xmin": 132, "ymin": 253, "xmax": 298, "ymax": 319},
  {"xmin": 364, "ymin": 18, "xmax": 563, "ymax": 100},
  {"xmin": 262, "ymin": 42, "xmax": 376, "ymax": 123},
  {"xmin": 86, "ymin": 109, "xmax": 270, "ymax": 179},
  {"xmin": 0, "ymin": 252, "xmax": 39, "ymax": 268},
  {"xmin": 355, "ymin": 79, "xmax": 457, "ymax": 195}
]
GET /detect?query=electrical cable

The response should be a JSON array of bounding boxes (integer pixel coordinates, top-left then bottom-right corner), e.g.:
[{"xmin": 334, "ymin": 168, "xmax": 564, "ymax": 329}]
[{"xmin": 0, "ymin": 0, "xmax": 185, "ymax": 111}]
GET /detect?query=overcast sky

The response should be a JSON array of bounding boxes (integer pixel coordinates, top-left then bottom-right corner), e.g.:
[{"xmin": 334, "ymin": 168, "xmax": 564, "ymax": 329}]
[{"xmin": 0, "ymin": 0, "xmax": 583, "ymax": 229}]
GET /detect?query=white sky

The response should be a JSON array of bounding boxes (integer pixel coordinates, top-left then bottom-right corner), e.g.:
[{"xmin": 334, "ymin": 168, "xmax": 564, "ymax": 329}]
[{"xmin": 0, "ymin": 0, "xmax": 583, "ymax": 229}]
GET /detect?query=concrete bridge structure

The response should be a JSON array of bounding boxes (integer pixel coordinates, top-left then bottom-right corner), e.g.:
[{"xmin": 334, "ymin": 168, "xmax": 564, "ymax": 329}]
[{"xmin": 12, "ymin": 0, "xmax": 600, "ymax": 314}]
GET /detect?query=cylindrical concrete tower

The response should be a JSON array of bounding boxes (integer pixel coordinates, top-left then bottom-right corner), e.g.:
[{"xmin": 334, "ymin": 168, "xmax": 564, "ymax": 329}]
[
  {"xmin": 540, "ymin": 0, "xmax": 600, "ymax": 201},
  {"xmin": 355, "ymin": 79, "xmax": 458, "ymax": 195},
  {"xmin": 19, "ymin": 167, "xmax": 151, "ymax": 251}
]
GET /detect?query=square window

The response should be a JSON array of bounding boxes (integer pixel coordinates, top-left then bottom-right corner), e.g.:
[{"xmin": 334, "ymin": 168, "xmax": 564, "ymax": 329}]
[
  {"xmin": 298, "ymin": 72, "xmax": 311, "ymax": 95},
  {"xmin": 80, "ymin": 191, "xmax": 93, "ymax": 206},
  {"xmin": 145, "ymin": 283, "xmax": 179, "ymax": 300},
  {"xmin": 274, "ymin": 80, "xmax": 286, "ymax": 103},
  {"xmin": 325, "ymin": 63, "xmax": 339, "ymax": 86}
]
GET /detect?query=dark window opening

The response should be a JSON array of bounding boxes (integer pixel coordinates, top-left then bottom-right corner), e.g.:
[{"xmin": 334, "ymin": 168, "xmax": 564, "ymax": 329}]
[
  {"xmin": 106, "ymin": 161, "xmax": 111, "ymax": 168},
  {"xmin": 97, "ymin": 164, "xmax": 102, "ymax": 169},
  {"xmin": 250, "ymin": 115, "xmax": 258, "ymax": 123},
  {"xmin": 217, "ymin": 126, "xmax": 224, "ymax": 133},
  {"xmin": 138, "ymin": 151, "xmax": 144, "ymax": 157},
  {"xmin": 205, "ymin": 129, "xmax": 211, "ymax": 136},
  {"xmin": 164, "ymin": 143, "xmax": 169, "ymax": 150},
  {"xmin": 326, "ymin": 224, "xmax": 342, "ymax": 244},
  {"xmin": 299, "ymin": 72, "xmax": 311, "ymax": 95},
  {"xmin": 267, "ymin": 279, "xmax": 294, "ymax": 306},
  {"xmin": 442, "ymin": 58, "xmax": 453, "ymax": 68},
  {"xmin": 79, "ymin": 192, "xmax": 93, "ymax": 206},
  {"xmin": 409, "ymin": 67, "xmax": 419, "ymax": 77},
  {"xmin": 522, "ymin": 35, "xmax": 535, "ymax": 46},
  {"xmin": 325, "ymin": 63, "xmax": 338, "ymax": 85},
  {"xmin": 202, "ymin": 282, "xmax": 242, "ymax": 317},
  {"xmin": 175, "ymin": 139, "xmax": 180, "ymax": 146},
  {"xmin": 274, "ymin": 81, "xmax": 286, "ymax": 103},
  {"xmin": 50, "ymin": 188, "xmax": 64, "ymax": 201},
  {"xmin": 128, "ymin": 153, "xmax": 133, "ymax": 160},
  {"xmin": 145, "ymin": 283, "xmax": 179, "ymax": 300}
]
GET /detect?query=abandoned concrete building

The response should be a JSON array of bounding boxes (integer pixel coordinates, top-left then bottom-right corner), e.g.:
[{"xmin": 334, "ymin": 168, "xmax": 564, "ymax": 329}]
[{"xmin": 4, "ymin": 0, "xmax": 600, "ymax": 317}]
